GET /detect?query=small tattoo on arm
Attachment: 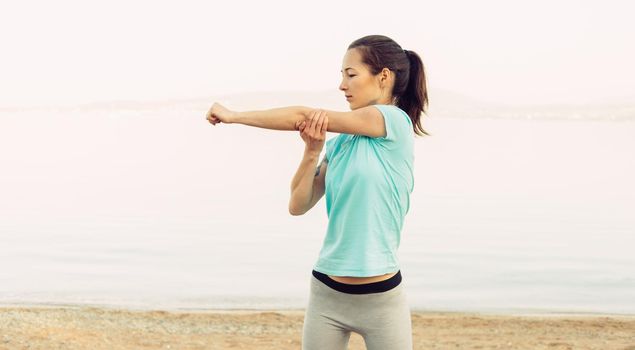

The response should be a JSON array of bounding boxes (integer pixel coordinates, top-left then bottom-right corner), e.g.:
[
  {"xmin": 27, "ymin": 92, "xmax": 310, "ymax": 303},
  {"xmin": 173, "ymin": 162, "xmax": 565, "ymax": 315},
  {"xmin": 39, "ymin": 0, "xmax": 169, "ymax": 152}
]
[{"xmin": 315, "ymin": 157, "xmax": 327, "ymax": 177}]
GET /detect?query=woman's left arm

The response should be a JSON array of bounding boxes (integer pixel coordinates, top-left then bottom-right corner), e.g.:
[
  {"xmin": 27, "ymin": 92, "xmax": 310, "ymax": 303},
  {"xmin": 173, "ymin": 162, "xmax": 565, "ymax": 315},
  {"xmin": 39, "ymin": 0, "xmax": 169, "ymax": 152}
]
[
  {"xmin": 207, "ymin": 102, "xmax": 385, "ymax": 136},
  {"xmin": 207, "ymin": 102, "xmax": 311, "ymax": 131},
  {"xmin": 211, "ymin": 105, "xmax": 308, "ymax": 131},
  {"xmin": 232, "ymin": 106, "xmax": 312, "ymax": 130}
]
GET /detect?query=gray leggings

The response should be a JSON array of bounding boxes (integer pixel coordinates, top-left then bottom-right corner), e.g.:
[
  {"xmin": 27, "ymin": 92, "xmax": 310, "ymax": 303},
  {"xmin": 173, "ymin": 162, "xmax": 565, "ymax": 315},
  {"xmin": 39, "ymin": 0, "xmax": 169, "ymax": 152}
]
[{"xmin": 302, "ymin": 273, "xmax": 413, "ymax": 349}]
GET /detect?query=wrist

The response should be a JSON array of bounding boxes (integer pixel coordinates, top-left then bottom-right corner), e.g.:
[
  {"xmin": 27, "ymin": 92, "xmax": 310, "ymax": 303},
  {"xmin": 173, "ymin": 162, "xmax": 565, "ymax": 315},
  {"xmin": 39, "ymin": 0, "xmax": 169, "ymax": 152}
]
[
  {"xmin": 228, "ymin": 111, "xmax": 239, "ymax": 124},
  {"xmin": 304, "ymin": 148, "xmax": 321, "ymax": 159}
]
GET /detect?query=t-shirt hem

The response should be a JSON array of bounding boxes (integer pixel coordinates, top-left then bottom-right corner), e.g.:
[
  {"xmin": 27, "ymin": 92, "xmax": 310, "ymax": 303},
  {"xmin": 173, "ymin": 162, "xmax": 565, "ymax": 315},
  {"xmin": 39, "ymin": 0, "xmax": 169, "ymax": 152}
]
[{"xmin": 312, "ymin": 264, "xmax": 400, "ymax": 277}]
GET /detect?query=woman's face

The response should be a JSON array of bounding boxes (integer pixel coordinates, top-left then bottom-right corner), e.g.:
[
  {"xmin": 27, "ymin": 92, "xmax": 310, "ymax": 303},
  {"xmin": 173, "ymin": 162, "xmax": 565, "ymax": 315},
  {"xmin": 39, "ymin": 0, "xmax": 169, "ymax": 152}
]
[{"xmin": 339, "ymin": 48, "xmax": 394, "ymax": 109}]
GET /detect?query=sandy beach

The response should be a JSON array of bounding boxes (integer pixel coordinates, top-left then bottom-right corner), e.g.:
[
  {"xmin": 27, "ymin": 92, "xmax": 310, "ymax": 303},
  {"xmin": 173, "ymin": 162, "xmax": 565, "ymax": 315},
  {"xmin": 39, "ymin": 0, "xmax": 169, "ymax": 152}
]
[{"xmin": 1, "ymin": 306, "xmax": 634, "ymax": 349}]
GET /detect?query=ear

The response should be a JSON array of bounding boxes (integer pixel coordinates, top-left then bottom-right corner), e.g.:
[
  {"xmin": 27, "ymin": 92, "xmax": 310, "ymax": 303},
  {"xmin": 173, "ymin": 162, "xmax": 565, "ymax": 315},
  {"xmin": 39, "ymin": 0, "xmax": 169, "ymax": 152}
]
[
  {"xmin": 378, "ymin": 68, "xmax": 392, "ymax": 88},
  {"xmin": 380, "ymin": 68, "xmax": 392, "ymax": 83}
]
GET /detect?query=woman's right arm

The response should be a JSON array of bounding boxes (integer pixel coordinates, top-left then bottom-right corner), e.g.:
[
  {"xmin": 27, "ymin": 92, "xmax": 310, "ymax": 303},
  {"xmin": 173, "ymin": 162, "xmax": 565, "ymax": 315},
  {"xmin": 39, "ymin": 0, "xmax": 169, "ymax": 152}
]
[
  {"xmin": 289, "ymin": 153, "xmax": 328, "ymax": 216},
  {"xmin": 289, "ymin": 110, "xmax": 328, "ymax": 216}
]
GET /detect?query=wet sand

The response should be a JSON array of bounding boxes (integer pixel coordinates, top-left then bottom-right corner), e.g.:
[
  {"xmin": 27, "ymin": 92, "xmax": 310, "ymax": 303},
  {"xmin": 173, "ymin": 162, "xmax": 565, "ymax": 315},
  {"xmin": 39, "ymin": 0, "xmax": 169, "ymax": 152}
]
[{"xmin": 1, "ymin": 306, "xmax": 634, "ymax": 349}]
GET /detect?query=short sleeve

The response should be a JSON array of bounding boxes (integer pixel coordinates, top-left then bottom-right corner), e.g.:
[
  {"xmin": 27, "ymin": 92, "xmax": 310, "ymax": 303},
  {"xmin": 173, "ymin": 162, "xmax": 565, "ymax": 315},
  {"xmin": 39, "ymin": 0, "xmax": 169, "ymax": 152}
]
[
  {"xmin": 325, "ymin": 135, "xmax": 338, "ymax": 162},
  {"xmin": 371, "ymin": 104, "xmax": 412, "ymax": 144}
]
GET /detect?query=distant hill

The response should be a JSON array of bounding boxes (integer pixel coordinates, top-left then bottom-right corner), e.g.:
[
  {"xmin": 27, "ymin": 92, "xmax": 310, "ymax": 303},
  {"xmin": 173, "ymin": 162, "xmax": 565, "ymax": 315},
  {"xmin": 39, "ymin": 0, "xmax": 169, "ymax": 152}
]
[{"xmin": 1, "ymin": 89, "xmax": 633, "ymax": 121}]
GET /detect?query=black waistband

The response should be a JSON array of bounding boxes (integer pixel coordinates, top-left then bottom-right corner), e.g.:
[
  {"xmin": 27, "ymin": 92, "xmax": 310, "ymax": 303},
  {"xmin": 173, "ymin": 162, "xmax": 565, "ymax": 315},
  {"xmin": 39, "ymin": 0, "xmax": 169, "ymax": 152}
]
[{"xmin": 312, "ymin": 269, "xmax": 402, "ymax": 294}]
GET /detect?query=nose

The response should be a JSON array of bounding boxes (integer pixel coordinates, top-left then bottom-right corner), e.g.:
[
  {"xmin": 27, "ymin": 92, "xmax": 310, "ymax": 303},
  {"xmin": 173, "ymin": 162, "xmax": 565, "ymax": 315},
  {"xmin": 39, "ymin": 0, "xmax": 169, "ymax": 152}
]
[{"xmin": 339, "ymin": 80, "xmax": 347, "ymax": 92}]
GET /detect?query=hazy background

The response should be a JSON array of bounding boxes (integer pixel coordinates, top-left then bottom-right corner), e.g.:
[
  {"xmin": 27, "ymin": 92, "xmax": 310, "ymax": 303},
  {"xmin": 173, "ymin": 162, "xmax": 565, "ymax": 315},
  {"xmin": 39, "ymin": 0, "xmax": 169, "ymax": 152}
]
[
  {"xmin": 1, "ymin": 0, "xmax": 634, "ymax": 313},
  {"xmin": 1, "ymin": 0, "xmax": 634, "ymax": 107}
]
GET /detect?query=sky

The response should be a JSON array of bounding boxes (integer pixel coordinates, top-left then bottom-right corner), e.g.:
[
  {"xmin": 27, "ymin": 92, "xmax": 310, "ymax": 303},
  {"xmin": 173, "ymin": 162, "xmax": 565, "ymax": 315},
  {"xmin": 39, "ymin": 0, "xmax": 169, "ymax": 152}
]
[{"xmin": 1, "ymin": 0, "xmax": 634, "ymax": 107}]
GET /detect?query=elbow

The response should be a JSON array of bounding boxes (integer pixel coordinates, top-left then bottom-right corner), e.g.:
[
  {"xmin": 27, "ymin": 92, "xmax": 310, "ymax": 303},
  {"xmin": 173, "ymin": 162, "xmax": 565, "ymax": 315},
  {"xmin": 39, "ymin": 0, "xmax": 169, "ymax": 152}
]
[
  {"xmin": 289, "ymin": 209, "xmax": 301, "ymax": 216},
  {"xmin": 289, "ymin": 187, "xmax": 314, "ymax": 216},
  {"xmin": 288, "ymin": 205, "xmax": 306, "ymax": 216},
  {"xmin": 288, "ymin": 198, "xmax": 308, "ymax": 216}
]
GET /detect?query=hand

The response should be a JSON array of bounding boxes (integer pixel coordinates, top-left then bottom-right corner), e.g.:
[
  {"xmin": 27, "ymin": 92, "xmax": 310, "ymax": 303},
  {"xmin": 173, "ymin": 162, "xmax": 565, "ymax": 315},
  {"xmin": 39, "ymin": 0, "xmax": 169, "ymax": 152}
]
[
  {"xmin": 206, "ymin": 102, "xmax": 236, "ymax": 126},
  {"xmin": 298, "ymin": 109, "xmax": 328, "ymax": 156}
]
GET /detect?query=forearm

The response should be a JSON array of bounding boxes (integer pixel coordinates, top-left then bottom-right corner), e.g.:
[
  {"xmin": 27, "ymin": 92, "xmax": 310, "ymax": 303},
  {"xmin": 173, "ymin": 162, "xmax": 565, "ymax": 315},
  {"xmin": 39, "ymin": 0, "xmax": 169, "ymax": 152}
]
[
  {"xmin": 232, "ymin": 106, "xmax": 311, "ymax": 131},
  {"xmin": 289, "ymin": 150, "xmax": 319, "ymax": 215}
]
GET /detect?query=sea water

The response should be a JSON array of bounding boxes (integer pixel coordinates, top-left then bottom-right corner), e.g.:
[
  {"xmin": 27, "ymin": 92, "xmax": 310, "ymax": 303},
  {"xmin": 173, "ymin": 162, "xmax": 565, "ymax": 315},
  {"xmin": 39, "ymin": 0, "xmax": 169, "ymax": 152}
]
[{"xmin": 1, "ymin": 107, "xmax": 633, "ymax": 314}]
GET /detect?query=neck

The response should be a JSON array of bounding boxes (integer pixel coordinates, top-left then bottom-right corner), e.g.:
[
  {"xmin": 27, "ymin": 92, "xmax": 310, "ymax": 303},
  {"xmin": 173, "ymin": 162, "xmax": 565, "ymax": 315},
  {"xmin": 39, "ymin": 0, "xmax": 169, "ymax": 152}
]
[{"xmin": 370, "ymin": 94, "xmax": 396, "ymax": 105}]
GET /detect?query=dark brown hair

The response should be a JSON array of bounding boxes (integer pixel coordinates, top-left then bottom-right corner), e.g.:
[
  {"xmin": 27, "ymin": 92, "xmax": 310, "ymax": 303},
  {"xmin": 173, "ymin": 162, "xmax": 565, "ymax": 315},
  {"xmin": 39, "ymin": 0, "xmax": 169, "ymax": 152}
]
[{"xmin": 348, "ymin": 35, "xmax": 430, "ymax": 136}]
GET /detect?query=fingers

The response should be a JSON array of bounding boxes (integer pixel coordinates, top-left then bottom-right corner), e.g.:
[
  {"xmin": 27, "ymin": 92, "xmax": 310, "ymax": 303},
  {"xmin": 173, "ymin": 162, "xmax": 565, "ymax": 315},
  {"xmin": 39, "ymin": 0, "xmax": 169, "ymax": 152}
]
[
  {"xmin": 308, "ymin": 110, "xmax": 318, "ymax": 132},
  {"xmin": 304, "ymin": 110, "xmax": 318, "ymax": 135},
  {"xmin": 206, "ymin": 105, "xmax": 214, "ymax": 123},
  {"xmin": 321, "ymin": 113, "xmax": 328, "ymax": 134},
  {"xmin": 316, "ymin": 111, "xmax": 327, "ymax": 135},
  {"xmin": 300, "ymin": 110, "xmax": 316, "ymax": 134},
  {"xmin": 208, "ymin": 116, "xmax": 218, "ymax": 126},
  {"xmin": 207, "ymin": 113, "xmax": 220, "ymax": 125},
  {"xmin": 302, "ymin": 110, "xmax": 326, "ymax": 139},
  {"xmin": 206, "ymin": 103, "xmax": 221, "ymax": 126},
  {"xmin": 298, "ymin": 114, "xmax": 309, "ymax": 132},
  {"xmin": 296, "ymin": 118, "xmax": 307, "ymax": 131}
]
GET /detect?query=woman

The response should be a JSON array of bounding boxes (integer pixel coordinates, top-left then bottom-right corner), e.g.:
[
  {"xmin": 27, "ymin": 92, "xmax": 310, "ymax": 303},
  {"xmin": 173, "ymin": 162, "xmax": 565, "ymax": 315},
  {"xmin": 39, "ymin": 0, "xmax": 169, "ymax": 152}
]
[{"xmin": 206, "ymin": 34, "xmax": 429, "ymax": 349}]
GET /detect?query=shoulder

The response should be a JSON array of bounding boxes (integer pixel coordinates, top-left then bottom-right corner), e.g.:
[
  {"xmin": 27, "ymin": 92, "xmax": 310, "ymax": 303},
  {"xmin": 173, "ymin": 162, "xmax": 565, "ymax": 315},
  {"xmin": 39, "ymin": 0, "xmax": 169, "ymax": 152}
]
[
  {"xmin": 375, "ymin": 104, "xmax": 411, "ymax": 125},
  {"xmin": 318, "ymin": 105, "xmax": 386, "ymax": 138},
  {"xmin": 309, "ymin": 104, "xmax": 410, "ymax": 139},
  {"xmin": 370, "ymin": 105, "xmax": 412, "ymax": 144}
]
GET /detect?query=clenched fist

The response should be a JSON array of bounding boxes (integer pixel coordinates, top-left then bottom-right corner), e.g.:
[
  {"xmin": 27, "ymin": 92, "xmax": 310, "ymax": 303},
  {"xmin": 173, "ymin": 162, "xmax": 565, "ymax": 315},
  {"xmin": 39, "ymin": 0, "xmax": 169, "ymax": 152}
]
[{"xmin": 206, "ymin": 102, "xmax": 236, "ymax": 126}]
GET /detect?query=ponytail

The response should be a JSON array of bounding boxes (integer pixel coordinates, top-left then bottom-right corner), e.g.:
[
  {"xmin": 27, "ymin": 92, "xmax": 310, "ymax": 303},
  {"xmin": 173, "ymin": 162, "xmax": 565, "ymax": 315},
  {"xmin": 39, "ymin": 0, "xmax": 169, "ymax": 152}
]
[{"xmin": 398, "ymin": 50, "xmax": 429, "ymax": 136}]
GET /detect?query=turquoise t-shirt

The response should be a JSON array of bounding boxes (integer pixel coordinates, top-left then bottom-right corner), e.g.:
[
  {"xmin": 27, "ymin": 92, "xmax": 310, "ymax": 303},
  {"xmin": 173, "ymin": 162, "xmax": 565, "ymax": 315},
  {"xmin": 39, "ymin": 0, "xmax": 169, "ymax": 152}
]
[{"xmin": 313, "ymin": 104, "xmax": 415, "ymax": 276}]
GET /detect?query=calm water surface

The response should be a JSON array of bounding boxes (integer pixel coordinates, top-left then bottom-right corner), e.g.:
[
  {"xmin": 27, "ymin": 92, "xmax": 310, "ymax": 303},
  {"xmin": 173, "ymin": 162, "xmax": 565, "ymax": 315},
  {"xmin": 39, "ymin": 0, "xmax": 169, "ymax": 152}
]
[{"xmin": 1, "ymin": 109, "xmax": 633, "ymax": 314}]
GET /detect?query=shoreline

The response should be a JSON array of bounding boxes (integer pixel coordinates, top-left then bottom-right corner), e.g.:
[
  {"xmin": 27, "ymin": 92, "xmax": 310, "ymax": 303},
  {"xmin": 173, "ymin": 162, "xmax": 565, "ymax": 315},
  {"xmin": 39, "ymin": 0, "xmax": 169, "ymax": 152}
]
[
  {"xmin": 2, "ymin": 302, "xmax": 634, "ymax": 318},
  {"xmin": 1, "ymin": 305, "xmax": 634, "ymax": 349}
]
